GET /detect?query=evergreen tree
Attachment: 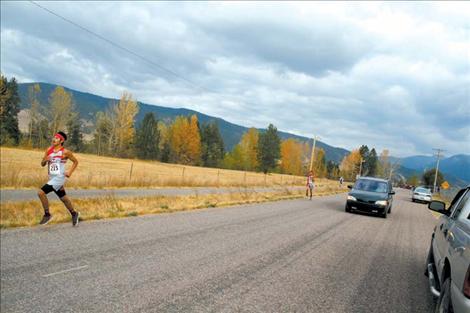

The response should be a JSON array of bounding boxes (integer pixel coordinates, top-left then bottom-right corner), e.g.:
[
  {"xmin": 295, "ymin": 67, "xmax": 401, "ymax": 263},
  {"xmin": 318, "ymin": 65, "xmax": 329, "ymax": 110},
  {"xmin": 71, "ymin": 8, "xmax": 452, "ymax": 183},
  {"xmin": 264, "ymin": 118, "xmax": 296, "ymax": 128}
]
[
  {"xmin": 326, "ymin": 160, "xmax": 340, "ymax": 179},
  {"xmin": 365, "ymin": 148, "xmax": 378, "ymax": 177},
  {"xmin": 200, "ymin": 122, "xmax": 224, "ymax": 167},
  {"xmin": 66, "ymin": 112, "xmax": 83, "ymax": 152},
  {"xmin": 135, "ymin": 112, "xmax": 160, "ymax": 160},
  {"xmin": 422, "ymin": 169, "xmax": 444, "ymax": 188},
  {"xmin": 257, "ymin": 124, "xmax": 281, "ymax": 174},
  {"xmin": 160, "ymin": 141, "xmax": 171, "ymax": 163},
  {"xmin": 0, "ymin": 75, "xmax": 20, "ymax": 145},
  {"xmin": 27, "ymin": 84, "xmax": 41, "ymax": 146}
]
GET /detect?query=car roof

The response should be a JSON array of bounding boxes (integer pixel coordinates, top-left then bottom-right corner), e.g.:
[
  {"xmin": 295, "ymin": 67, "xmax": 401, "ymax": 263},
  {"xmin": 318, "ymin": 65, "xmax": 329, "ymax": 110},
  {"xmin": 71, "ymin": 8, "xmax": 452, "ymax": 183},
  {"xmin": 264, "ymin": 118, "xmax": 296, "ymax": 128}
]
[{"xmin": 356, "ymin": 177, "xmax": 389, "ymax": 183}]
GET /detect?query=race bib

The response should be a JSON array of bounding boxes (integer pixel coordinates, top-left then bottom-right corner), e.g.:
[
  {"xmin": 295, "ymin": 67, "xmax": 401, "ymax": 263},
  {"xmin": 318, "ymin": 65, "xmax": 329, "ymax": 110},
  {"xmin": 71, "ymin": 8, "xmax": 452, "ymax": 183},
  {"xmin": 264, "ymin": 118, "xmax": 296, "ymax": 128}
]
[{"xmin": 49, "ymin": 162, "xmax": 60, "ymax": 175}]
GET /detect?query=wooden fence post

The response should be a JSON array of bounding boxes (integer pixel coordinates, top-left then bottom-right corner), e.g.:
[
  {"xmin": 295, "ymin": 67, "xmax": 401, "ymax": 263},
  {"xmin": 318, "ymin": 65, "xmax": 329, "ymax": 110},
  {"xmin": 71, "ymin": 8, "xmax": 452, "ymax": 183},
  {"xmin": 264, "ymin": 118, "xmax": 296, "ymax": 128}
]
[{"xmin": 129, "ymin": 162, "xmax": 133, "ymax": 180}]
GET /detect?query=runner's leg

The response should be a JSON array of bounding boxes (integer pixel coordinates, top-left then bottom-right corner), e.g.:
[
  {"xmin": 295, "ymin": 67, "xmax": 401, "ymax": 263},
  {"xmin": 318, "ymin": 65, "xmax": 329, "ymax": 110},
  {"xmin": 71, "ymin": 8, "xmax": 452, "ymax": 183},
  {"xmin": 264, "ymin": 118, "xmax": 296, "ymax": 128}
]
[{"xmin": 38, "ymin": 185, "xmax": 53, "ymax": 216}]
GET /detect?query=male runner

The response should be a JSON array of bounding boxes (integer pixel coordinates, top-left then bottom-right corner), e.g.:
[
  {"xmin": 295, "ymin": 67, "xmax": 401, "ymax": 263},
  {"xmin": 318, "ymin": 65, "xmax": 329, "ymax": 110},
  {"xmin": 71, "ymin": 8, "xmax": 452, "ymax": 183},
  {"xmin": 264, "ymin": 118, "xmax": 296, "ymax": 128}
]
[{"xmin": 38, "ymin": 131, "xmax": 80, "ymax": 226}]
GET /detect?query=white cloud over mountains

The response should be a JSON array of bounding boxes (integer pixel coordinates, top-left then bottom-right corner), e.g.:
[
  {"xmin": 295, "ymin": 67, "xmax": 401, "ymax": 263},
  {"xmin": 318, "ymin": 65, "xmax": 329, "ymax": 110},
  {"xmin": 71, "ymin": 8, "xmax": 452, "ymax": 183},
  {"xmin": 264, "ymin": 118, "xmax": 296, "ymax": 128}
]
[{"xmin": 1, "ymin": 1, "xmax": 469, "ymax": 156}]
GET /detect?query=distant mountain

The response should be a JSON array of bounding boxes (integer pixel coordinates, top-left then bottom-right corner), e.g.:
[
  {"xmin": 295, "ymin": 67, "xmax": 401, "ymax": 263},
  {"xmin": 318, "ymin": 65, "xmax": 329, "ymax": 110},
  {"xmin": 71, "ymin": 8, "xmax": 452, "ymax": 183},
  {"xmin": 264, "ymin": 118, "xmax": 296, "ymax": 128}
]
[
  {"xmin": 17, "ymin": 82, "xmax": 349, "ymax": 163},
  {"xmin": 394, "ymin": 154, "xmax": 470, "ymax": 186}
]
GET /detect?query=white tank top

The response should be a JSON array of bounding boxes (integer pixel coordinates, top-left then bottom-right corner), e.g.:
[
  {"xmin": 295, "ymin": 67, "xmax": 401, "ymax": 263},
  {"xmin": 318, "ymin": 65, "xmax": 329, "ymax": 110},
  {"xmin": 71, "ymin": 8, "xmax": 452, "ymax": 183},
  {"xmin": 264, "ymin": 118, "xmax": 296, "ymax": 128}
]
[{"xmin": 47, "ymin": 146, "xmax": 67, "ymax": 179}]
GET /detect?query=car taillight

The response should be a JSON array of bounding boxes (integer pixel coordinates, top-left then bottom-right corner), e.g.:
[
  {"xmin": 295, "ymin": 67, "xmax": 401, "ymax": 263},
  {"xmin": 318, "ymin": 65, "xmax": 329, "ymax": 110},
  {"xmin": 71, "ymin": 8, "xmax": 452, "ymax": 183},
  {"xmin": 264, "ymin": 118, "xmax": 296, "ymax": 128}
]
[{"xmin": 464, "ymin": 264, "xmax": 470, "ymax": 299}]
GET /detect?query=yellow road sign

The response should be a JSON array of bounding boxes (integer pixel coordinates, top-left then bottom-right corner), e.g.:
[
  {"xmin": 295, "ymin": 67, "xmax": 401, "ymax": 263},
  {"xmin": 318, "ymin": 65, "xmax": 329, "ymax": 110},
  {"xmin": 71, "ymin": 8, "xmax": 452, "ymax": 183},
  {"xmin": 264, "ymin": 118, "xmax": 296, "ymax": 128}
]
[{"xmin": 441, "ymin": 181, "xmax": 450, "ymax": 190}]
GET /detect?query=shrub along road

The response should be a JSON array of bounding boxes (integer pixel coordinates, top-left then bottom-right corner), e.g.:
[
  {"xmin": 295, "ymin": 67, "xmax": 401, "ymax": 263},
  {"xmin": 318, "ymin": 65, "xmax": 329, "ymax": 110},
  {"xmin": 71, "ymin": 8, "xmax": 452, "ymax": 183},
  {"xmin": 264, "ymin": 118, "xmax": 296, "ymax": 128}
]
[
  {"xmin": 1, "ymin": 189, "xmax": 436, "ymax": 312},
  {"xmin": 0, "ymin": 186, "xmax": 308, "ymax": 202}
]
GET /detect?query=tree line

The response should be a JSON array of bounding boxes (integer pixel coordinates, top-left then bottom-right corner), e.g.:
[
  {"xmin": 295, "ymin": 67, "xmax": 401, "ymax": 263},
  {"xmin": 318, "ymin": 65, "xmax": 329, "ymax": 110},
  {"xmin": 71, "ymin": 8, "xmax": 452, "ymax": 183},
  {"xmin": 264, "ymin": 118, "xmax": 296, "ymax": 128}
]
[{"xmin": 5, "ymin": 75, "xmax": 431, "ymax": 181}]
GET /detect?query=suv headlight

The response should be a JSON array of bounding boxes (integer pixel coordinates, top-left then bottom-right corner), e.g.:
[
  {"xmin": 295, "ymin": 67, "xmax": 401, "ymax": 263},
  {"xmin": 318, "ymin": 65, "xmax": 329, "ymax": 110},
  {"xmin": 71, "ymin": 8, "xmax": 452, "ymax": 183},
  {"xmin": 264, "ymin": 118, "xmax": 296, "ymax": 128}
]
[
  {"xmin": 375, "ymin": 200, "xmax": 388, "ymax": 206},
  {"xmin": 347, "ymin": 195, "xmax": 357, "ymax": 201}
]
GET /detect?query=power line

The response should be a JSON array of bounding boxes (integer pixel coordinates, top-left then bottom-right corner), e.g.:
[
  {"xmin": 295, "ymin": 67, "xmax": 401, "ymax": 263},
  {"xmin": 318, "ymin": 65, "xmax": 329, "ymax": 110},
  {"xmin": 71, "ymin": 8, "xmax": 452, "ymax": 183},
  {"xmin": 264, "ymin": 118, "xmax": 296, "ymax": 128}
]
[{"xmin": 29, "ymin": 1, "xmax": 213, "ymax": 94}]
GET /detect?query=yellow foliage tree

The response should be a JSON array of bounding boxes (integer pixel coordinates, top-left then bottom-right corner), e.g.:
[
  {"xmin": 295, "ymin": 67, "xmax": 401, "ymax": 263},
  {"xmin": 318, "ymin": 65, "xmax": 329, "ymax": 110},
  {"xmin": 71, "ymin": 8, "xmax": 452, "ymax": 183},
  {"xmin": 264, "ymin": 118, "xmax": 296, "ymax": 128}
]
[
  {"xmin": 49, "ymin": 86, "xmax": 73, "ymax": 135},
  {"xmin": 280, "ymin": 138, "xmax": 303, "ymax": 175},
  {"xmin": 239, "ymin": 128, "xmax": 259, "ymax": 171},
  {"xmin": 187, "ymin": 115, "xmax": 201, "ymax": 165},
  {"xmin": 339, "ymin": 149, "xmax": 362, "ymax": 181},
  {"xmin": 170, "ymin": 115, "xmax": 201, "ymax": 165},
  {"xmin": 112, "ymin": 92, "xmax": 139, "ymax": 157},
  {"xmin": 313, "ymin": 148, "xmax": 327, "ymax": 178},
  {"xmin": 377, "ymin": 149, "xmax": 391, "ymax": 178}
]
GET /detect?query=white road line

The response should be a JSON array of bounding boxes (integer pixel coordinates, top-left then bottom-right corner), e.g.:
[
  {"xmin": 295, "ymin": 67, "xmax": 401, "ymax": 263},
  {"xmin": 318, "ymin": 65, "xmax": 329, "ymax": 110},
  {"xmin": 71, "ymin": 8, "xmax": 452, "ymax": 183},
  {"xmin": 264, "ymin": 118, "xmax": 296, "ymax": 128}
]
[{"xmin": 42, "ymin": 265, "xmax": 88, "ymax": 278}]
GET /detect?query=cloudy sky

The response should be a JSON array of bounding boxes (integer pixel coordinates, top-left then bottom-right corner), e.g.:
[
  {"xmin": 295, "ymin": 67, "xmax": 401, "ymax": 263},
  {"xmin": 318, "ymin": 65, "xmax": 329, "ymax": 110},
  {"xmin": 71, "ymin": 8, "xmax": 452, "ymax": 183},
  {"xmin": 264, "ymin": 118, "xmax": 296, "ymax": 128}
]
[{"xmin": 1, "ymin": 1, "xmax": 469, "ymax": 157}]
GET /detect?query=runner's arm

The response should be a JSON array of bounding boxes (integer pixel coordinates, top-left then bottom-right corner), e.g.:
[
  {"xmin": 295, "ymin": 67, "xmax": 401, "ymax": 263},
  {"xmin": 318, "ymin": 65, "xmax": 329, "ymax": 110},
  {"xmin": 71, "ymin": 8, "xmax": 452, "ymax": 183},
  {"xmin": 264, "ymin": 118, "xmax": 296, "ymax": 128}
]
[
  {"xmin": 64, "ymin": 150, "xmax": 78, "ymax": 177},
  {"xmin": 41, "ymin": 150, "xmax": 49, "ymax": 167}
]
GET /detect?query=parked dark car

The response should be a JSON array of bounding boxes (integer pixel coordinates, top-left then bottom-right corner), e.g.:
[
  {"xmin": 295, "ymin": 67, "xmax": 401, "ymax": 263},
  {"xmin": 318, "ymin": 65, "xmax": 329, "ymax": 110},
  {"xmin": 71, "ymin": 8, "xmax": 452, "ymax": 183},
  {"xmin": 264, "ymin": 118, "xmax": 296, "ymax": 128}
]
[
  {"xmin": 345, "ymin": 177, "xmax": 395, "ymax": 218},
  {"xmin": 425, "ymin": 185, "xmax": 470, "ymax": 313}
]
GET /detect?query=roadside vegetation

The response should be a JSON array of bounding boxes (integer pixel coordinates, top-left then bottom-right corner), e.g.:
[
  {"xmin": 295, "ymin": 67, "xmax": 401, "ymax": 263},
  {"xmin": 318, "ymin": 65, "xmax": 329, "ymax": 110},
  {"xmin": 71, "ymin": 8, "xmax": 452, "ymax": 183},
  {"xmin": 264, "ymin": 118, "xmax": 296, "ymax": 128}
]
[{"xmin": 0, "ymin": 183, "xmax": 347, "ymax": 228}]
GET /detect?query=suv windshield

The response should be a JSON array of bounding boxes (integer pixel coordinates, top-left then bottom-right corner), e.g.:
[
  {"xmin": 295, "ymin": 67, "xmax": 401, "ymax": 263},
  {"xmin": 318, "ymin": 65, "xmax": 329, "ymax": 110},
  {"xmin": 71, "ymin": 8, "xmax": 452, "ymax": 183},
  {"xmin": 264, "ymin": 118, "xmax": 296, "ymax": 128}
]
[{"xmin": 354, "ymin": 180, "xmax": 388, "ymax": 193}]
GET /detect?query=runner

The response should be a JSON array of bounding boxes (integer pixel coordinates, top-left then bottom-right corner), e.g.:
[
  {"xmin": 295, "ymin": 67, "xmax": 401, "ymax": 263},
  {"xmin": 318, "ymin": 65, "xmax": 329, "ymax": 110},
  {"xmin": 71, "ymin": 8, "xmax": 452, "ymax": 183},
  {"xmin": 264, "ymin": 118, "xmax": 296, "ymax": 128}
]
[
  {"xmin": 38, "ymin": 131, "xmax": 80, "ymax": 226},
  {"xmin": 306, "ymin": 170, "xmax": 314, "ymax": 200},
  {"xmin": 339, "ymin": 176, "xmax": 344, "ymax": 187}
]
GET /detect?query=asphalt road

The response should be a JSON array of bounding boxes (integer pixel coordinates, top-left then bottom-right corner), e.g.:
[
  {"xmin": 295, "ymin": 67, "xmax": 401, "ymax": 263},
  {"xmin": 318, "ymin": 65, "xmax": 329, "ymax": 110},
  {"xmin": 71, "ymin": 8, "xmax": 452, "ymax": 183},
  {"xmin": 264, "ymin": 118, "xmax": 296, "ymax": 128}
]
[
  {"xmin": 0, "ymin": 186, "xmax": 304, "ymax": 202},
  {"xmin": 1, "ymin": 189, "xmax": 437, "ymax": 313}
]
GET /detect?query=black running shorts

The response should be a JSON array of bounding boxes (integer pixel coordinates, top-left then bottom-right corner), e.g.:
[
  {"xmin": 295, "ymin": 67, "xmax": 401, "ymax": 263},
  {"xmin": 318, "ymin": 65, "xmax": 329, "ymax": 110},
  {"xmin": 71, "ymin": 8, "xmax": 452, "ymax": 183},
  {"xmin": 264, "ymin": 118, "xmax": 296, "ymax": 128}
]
[{"xmin": 41, "ymin": 184, "xmax": 66, "ymax": 198}]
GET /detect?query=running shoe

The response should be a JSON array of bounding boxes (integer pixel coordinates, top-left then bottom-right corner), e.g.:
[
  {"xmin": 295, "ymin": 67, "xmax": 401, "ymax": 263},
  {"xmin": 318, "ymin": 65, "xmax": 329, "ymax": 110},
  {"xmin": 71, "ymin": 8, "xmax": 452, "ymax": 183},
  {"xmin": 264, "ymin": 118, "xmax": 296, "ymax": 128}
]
[
  {"xmin": 72, "ymin": 212, "xmax": 80, "ymax": 226},
  {"xmin": 39, "ymin": 214, "xmax": 53, "ymax": 225}
]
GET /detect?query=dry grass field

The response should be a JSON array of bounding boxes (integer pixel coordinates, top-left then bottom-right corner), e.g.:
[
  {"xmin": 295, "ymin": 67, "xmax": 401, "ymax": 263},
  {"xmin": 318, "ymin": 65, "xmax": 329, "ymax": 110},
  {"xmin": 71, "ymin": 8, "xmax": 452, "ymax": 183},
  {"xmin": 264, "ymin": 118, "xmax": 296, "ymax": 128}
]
[
  {"xmin": 1, "ymin": 147, "xmax": 349, "ymax": 228},
  {"xmin": 0, "ymin": 185, "xmax": 347, "ymax": 228},
  {"xmin": 1, "ymin": 147, "xmax": 326, "ymax": 189}
]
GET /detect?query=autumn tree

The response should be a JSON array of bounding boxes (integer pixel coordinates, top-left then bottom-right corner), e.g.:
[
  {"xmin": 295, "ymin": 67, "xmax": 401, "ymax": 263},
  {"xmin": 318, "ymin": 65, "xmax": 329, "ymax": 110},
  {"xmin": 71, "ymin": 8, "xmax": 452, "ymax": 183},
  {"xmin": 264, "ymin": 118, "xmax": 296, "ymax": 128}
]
[
  {"xmin": 377, "ymin": 149, "xmax": 391, "ymax": 179},
  {"xmin": 49, "ymin": 86, "xmax": 73, "ymax": 135},
  {"xmin": 339, "ymin": 149, "xmax": 362, "ymax": 181},
  {"xmin": 93, "ymin": 111, "xmax": 113, "ymax": 155},
  {"xmin": 312, "ymin": 148, "xmax": 327, "ymax": 178},
  {"xmin": 0, "ymin": 75, "xmax": 20, "ymax": 145},
  {"xmin": 170, "ymin": 115, "xmax": 201, "ymax": 165},
  {"xmin": 135, "ymin": 112, "xmax": 160, "ymax": 160},
  {"xmin": 187, "ymin": 115, "xmax": 202, "ymax": 165},
  {"xmin": 406, "ymin": 175, "xmax": 420, "ymax": 187},
  {"xmin": 200, "ymin": 122, "xmax": 224, "ymax": 167},
  {"xmin": 280, "ymin": 138, "xmax": 303, "ymax": 175},
  {"xmin": 257, "ymin": 124, "xmax": 281, "ymax": 173},
  {"xmin": 222, "ymin": 145, "xmax": 244, "ymax": 170},
  {"xmin": 111, "ymin": 92, "xmax": 139, "ymax": 157}
]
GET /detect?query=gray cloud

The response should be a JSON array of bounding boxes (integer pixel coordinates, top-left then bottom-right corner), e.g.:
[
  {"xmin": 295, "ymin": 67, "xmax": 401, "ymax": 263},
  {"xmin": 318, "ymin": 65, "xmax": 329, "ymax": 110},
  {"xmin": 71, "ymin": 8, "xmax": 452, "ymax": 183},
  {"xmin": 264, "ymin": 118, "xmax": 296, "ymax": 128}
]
[{"xmin": 1, "ymin": 1, "xmax": 469, "ymax": 157}]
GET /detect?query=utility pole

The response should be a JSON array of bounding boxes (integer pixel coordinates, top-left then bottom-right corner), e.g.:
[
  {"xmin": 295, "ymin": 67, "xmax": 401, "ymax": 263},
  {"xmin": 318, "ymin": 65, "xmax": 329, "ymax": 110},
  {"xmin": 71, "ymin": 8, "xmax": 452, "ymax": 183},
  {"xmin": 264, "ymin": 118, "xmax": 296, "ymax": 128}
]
[
  {"xmin": 359, "ymin": 158, "xmax": 365, "ymax": 177},
  {"xmin": 432, "ymin": 148, "xmax": 445, "ymax": 193},
  {"xmin": 309, "ymin": 136, "xmax": 320, "ymax": 171}
]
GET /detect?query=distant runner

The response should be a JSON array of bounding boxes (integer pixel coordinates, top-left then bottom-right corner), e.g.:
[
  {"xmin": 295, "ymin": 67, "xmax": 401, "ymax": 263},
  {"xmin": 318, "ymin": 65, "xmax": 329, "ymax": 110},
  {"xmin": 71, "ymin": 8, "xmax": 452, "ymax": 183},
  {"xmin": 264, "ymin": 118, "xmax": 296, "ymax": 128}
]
[
  {"xmin": 38, "ymin": 131, "xmax": 80, "ymax": 226},
  {"xmin": 306, "ymin": 170, "xmax": 314, "ymax": 200},
  {"xmin": 339, "ymin": 176, "xmax": 344, "ymax": 187}
]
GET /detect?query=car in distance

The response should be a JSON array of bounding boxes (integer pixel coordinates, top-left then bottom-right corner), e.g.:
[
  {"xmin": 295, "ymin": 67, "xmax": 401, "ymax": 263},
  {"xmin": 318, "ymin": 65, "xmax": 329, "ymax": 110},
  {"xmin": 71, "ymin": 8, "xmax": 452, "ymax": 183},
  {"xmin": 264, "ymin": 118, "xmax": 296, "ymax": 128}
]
[
  {"xmin": 412, "ymin": 187, "xmax": 433, "ymax": 203},
  {"xmin": 425, "ymin": 185, "xmax": 470, "ymax": 313},
  {"xmin": 345, "ymin": 177, "xmax": 395, "ymax": 218}
]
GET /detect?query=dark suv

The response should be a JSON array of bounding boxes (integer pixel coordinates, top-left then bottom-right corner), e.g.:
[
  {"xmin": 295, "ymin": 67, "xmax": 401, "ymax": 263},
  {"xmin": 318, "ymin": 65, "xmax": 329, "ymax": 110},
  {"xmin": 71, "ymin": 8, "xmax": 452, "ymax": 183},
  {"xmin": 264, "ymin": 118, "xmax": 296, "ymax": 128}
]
[{"xmin": 345, "ymin": 177, "xmax": 395, "ymax": 218}]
